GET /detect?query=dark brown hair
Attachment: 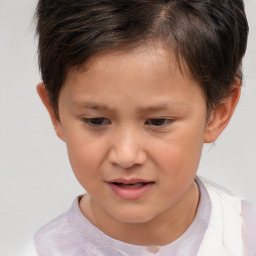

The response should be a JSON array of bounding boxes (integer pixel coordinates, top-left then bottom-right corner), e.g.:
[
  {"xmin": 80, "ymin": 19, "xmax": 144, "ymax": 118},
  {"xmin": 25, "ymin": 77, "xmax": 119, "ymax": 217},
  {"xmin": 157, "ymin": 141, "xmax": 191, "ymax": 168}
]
[{"xmin": 35, "ymin": 0, "xmax": 249, "ymax": 118}]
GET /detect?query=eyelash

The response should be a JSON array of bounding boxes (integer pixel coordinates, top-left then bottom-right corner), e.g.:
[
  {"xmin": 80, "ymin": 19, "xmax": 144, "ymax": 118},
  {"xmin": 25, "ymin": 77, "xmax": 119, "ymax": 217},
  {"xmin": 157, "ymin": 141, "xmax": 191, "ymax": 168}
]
[
  {"xmin": 82, "ymin": 117, "xmax": 174, "ymax": 127},
  {"xmin": 82, "ymin": 117, "xmax": 111, "ymax": 126},
  {"xmin": 145, "ymin": 118, "xmax": 174, "ymax": 127}
]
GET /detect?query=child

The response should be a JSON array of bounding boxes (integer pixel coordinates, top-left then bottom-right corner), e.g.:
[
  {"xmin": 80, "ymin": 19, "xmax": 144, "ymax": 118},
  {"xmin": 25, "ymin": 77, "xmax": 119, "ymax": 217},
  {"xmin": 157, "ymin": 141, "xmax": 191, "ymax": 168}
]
[{"xmin": 33, "ymin": 0, "xmax": 255, "ymax": 255}]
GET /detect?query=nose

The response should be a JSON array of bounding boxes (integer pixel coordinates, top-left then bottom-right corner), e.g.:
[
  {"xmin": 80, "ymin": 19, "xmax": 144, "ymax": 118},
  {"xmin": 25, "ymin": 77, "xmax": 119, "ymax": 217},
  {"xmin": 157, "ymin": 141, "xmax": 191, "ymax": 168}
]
[{"xmin": 108, "ymin": 127, "xmax": 147, "ymax": 169}]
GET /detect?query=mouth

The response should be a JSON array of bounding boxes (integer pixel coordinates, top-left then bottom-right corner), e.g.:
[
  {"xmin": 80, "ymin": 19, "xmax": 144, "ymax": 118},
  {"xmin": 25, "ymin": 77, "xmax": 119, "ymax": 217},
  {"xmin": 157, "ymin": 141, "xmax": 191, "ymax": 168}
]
[
  {"xmin": 107, "ymin": 179, "xmax": 155, "ymax": 199},
  {"xmin": 111, "ymin": 182, "xmax": 153, "ymax": 188}
]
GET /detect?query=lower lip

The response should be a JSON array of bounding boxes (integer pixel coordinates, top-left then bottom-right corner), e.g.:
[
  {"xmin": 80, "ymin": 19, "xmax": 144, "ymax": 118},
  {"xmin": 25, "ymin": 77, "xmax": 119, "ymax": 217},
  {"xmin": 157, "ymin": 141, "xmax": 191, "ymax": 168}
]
[{"xmin": 108, "ymin": 182, "xmax": 154, "ymax": 200}]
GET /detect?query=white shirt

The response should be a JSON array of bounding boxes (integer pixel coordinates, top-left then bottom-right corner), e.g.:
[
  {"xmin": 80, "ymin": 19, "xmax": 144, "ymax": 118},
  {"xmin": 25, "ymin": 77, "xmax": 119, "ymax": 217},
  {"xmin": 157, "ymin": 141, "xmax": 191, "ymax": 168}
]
[{"xmin": 26, "ymin": 177, "xmax": 256, "ymax": 256}]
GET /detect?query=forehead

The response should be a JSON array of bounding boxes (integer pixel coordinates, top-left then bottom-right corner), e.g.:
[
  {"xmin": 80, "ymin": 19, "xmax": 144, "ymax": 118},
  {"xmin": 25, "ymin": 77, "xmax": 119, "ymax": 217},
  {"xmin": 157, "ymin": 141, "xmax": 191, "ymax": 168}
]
[
  {"xmin": 59, "ymin": 44, "xmax": 206, "ymax": 116},
  {"xmin": 72, "ymin": 40, "xmax": 185, "ymax": 70},
  {"xmin": 70, "ymin": 43, "xmax": 193, "ymax": 86}
]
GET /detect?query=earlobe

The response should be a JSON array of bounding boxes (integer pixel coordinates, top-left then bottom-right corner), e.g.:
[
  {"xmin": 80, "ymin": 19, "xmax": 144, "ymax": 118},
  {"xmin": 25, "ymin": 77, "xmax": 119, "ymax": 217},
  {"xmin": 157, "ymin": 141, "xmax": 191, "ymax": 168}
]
[
  {"xmin": 204, "ymin": 84, "xmax": 241, "ymax": 143},
  {"xmin": 36, "ymin": 83, "xmax": 65, "ymax": 142}
]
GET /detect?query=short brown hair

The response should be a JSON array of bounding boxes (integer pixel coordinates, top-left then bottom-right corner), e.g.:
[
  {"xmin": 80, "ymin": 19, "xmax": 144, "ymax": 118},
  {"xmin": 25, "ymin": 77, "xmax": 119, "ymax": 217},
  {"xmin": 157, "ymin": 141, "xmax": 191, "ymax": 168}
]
[{"xmin": 35, "ymin": 0, "xmax": 249, "ymax": 118}]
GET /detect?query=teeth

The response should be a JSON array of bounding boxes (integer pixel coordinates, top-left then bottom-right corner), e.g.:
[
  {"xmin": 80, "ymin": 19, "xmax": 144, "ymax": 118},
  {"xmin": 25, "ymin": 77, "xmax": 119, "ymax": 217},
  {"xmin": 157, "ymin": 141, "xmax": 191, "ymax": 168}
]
[{"xmin": 117, "ymin": 182, "xmax": 145, "ymax": 188}]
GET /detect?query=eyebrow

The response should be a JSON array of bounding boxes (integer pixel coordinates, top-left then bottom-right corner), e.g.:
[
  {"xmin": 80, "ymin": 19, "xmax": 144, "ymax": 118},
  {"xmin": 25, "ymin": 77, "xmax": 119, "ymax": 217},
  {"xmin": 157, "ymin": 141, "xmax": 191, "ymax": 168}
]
[
  {"xmin": 72, "ymin": 100, "xmax": 188, "ymax": 113},
  {"xmin": 136, "ymin": 102, "xmax": 188, "ymax": 113},
  {"xmin": 72, "ymin": 101, "xmax": 114, "ymax": 112}
]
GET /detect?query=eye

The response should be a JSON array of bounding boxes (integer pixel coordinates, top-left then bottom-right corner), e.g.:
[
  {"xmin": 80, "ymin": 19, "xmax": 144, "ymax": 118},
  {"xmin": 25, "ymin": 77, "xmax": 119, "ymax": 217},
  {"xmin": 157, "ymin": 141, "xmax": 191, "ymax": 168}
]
[
  {"xmin": 145, "ymin": 118, "xmax": 173, "ymax": 127},
  {"xmin": 82, "ymin": 117, "xmax": 111, "ymax": 126}
]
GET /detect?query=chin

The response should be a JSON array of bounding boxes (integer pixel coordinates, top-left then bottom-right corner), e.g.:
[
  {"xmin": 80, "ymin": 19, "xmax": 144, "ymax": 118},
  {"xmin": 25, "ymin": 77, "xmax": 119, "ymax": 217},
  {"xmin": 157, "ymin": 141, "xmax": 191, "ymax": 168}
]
[{"xmin": 109, "ymin": 208, "xmax": 156, "ymax": 225}]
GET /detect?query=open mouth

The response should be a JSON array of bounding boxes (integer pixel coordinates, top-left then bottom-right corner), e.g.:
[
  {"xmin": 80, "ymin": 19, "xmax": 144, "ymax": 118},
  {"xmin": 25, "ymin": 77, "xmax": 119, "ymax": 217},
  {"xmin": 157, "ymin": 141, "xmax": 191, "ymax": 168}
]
[
  {"xmin": 107, "ymin": 180, "xmax": 155, "ymax": 199},
  {"xmin": 112, "ymin": 182, "xmax": 151, "ymax": 188}
]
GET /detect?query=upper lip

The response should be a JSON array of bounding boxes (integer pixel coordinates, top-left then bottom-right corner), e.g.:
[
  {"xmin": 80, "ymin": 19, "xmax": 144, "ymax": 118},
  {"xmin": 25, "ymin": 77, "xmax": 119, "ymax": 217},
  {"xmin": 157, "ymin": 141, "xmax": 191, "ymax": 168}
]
[{"xmin": 107, "ymin": 178, "xmax": 154, "ymax": 184}]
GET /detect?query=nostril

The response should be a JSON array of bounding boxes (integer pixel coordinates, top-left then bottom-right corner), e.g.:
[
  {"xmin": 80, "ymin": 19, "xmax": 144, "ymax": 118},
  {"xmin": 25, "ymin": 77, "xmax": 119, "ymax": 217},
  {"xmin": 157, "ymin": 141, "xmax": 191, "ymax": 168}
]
[{"xmin": 108, "ymin": 148, "xmax": 147, "ymax": 168}]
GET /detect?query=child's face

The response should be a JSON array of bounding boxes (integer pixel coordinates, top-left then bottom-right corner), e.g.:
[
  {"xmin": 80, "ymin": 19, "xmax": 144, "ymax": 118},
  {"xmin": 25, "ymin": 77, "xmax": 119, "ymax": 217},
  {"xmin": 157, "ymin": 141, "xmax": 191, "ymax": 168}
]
[
  {"xmin": 44, "ymin": 45, "xmax": 228, "ymax": 227},
  {"xmin": 54, "ymin": 45, "xmax": 209, "ymax": 224}
]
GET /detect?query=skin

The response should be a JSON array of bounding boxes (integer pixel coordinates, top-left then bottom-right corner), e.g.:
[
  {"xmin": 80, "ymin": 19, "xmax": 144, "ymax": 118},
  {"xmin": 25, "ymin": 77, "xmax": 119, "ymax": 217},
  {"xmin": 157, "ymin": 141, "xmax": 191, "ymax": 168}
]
[{"xmin": 37, "ymin": 45, "xmax": 240, "ymax": 246}]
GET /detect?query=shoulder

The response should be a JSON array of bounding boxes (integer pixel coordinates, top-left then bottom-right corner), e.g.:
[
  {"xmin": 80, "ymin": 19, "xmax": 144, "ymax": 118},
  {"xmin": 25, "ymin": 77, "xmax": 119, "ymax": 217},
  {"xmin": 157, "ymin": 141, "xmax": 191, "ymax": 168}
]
[
  {"xmin": 34, "ymin": 211, "xmax": 72, "ymax": 255},
  {"xmin": 197, "ymin": 176, "xmax": 256, "ymax": 255},
  {"xmin": 197, "ymin": 176, "xmax": 236, "ymax": 196},
  {"xmin": 33, "ymin": 196, "xmax": 106, "ymax": 256},
  {"xmin": 33, "ymin": 197, "xmax": 85, "ymax": 255},
  {"xmin": 198, "ymin": 176, "xmax": 256, "ymax": 209},
  {"xmin": 197, "ymin": 176, "xmax": 242, "ymax": 209},
  {"xmin": 34, "ymin": 195, "xmax": 147, "ymax": 256},
  {"xmin": 34, "ymin": 210, "xmax": 70, "ymax": 240}
]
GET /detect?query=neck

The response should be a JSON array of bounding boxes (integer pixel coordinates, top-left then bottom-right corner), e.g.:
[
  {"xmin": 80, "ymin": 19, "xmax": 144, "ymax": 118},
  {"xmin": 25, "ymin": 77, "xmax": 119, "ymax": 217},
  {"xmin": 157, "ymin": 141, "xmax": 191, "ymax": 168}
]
[{"xmin": 80, "ymin": 181, "xmax": 200, "ymax": 246}]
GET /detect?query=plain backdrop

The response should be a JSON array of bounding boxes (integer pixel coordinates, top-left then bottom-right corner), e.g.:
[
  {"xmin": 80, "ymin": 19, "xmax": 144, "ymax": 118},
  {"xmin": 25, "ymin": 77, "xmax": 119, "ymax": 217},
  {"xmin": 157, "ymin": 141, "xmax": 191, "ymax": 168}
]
[{"xmin": 0, "ymin": 1, "xmax": 255, "ymax": 255}]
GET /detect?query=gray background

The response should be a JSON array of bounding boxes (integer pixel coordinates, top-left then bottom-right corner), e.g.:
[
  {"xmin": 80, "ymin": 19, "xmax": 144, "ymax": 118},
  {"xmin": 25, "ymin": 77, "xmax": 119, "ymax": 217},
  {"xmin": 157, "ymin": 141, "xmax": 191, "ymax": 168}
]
[{"xmin": 0, "ymin": 1, "xmax": 255, "ymax": 255}]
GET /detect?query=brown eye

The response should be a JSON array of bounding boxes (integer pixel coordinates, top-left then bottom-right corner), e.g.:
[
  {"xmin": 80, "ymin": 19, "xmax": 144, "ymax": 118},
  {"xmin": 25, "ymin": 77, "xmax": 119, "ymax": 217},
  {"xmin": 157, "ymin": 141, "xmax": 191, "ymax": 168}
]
[
  {"xmin": 83, "ymin": 118, "xmax": 110, "ymax": 126},
  {"xmin": 145, "ymin": 119, "xmax": 173, "ymax": 127}
]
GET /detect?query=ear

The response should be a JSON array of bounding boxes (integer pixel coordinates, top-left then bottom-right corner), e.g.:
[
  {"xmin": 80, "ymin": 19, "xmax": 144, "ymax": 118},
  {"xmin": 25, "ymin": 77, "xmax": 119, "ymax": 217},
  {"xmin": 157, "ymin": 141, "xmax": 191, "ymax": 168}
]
[
  {"xmin": 36, "ymin": 83, "xmax": 65, "ymax": 141},
  {"xmin": 204, "ymin": 82, "xmax": 241, "ymax": 143}
]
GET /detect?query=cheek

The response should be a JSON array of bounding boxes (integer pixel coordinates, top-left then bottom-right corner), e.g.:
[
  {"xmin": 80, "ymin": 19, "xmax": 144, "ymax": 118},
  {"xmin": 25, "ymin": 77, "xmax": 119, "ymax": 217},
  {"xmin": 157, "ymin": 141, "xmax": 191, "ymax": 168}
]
[
  {"xmin": 65, "ymin": 135, "xmax": 105, "ymax": 190},
  {"xmin": 153, "ymin": 126, "xmax": 205, "ymax": 175},
  {"xmin": 152, "ymin": 132, "xmax": 204, "ymax": 202}
]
